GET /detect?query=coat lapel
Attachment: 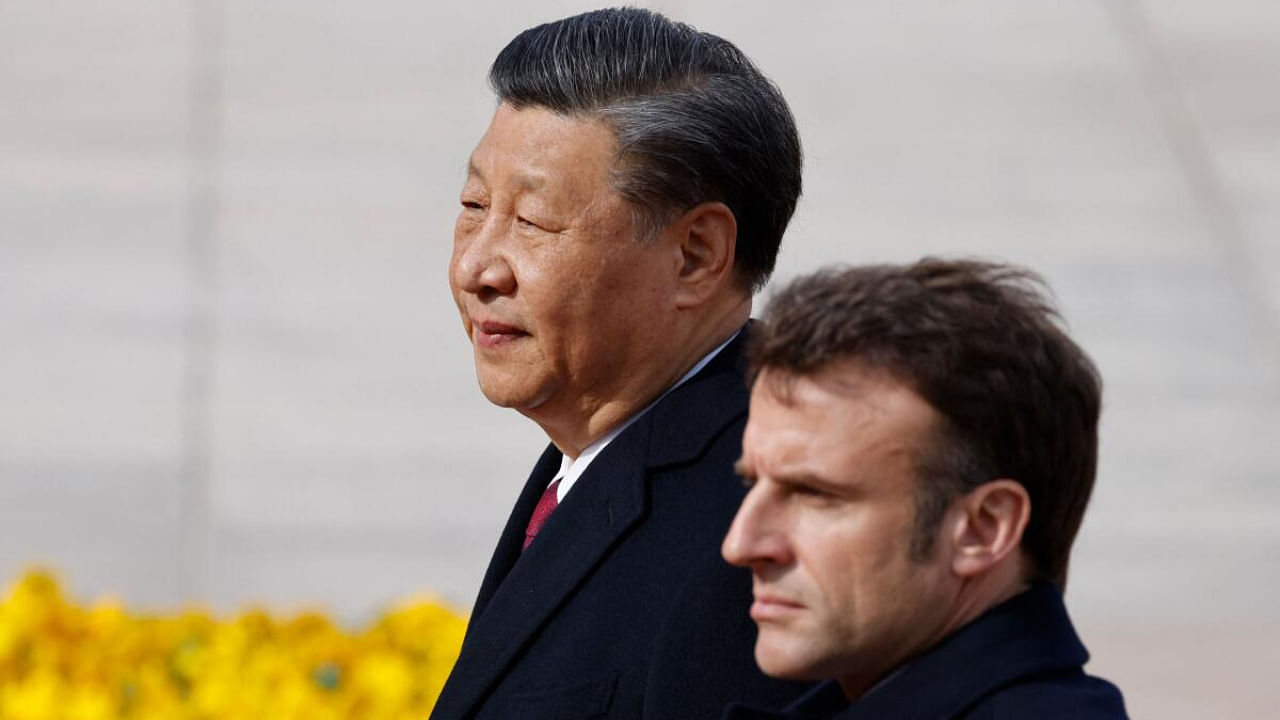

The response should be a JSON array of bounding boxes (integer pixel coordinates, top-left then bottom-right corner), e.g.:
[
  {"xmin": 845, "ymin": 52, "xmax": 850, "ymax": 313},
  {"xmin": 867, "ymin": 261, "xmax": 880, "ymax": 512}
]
[
  {"xmin": 469, "ymin": 444, "xmax": 562, "ymax": 620},
  {"xmin": 433, "ymin": 432, "xmax": 649, "ymax": 718},
  {"xmin": 433, "ymin": 327, "xmax": 753, "ymax": 720}
]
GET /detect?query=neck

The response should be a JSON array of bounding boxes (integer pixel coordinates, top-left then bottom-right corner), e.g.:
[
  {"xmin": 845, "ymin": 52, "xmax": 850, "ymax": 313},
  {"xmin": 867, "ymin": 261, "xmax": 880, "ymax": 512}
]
[
  {"xmin": 942, "ymin": 560, "xmax": 1032, "ymax": 640},
  {"xmin": 837, "ymin": 568, "xmax": 1030, "ymax": 701},
  {"xmin": 536, "ymin": 297, "xmax": 750, "ymax": 458}
]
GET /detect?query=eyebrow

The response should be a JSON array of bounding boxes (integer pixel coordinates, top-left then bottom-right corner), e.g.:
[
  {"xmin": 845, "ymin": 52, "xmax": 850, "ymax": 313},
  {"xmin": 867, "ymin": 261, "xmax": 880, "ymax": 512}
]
[
  {"xmin": 782, "ymin": 473, "xmax": 844, "ymax": 492},
  {"xmin": 465, "ymin": 160, "xmax": 545, "ymax": 192},
  {"xmin": 736, "ymin": 461, "xmax": 852, "ymax": 496},
  {"xmin": 735, "ymin": 458, "xmax": 823, "ymax": 484}
]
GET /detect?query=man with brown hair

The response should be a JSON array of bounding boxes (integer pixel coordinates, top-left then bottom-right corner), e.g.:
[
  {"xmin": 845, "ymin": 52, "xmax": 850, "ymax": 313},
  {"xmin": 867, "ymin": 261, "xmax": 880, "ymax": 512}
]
[{"xmin": 720, "ymin": 259, "xmax": 1128, "ymax": 719}]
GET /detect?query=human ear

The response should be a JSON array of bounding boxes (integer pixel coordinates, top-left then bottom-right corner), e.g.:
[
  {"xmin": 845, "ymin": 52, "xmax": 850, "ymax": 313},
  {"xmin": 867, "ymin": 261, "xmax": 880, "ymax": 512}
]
[
  {"xmin": 949, "ymin": 480, "xmax": 1031, "ymax": 578},
  {"xmin": 668, "ymin": 201, "xmax": 738, "ymax": 309}
]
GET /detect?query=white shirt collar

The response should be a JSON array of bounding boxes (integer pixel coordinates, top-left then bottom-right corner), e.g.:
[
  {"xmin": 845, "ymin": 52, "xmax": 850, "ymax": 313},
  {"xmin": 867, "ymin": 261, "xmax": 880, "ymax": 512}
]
[{"xmin": 553, "ymin": 329, "xmax": 740, "ymax": 501}]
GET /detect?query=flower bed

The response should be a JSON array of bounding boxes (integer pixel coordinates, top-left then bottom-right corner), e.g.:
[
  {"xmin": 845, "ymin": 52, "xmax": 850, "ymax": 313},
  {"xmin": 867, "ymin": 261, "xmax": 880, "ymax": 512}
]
[{"xmin": 0, "ymin": 570, "xmax": 466, "ymax": 720}]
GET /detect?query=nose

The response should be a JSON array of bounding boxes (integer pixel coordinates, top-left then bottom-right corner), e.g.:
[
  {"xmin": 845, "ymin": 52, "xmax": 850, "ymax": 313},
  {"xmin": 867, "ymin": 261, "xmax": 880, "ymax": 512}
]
[
  {"xmin": 722, "ymin": 482, "xmax": 792, "ymax": 569},
  {"xmin": 450, "ymin": 212, "xmax": 516, "ymax": 298}
]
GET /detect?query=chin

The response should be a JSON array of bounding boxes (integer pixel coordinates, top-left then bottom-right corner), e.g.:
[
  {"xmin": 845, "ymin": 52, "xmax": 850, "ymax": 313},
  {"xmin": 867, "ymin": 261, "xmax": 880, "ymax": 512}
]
[
  {"xmin": 476, "ymin": 375, "xmax": 551, "ymax": 412},
  {"xmin": 754, "ymin": 643, "xmax": 824, "ymax": 681},
  {"xmin": 477, "ymin": 383, "xmax": 531, "ymax": 409}
]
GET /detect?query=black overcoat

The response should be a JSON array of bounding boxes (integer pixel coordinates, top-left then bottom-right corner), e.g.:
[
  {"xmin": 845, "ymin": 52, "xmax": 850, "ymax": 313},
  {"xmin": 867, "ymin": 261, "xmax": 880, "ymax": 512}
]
[{"xmin": 430, "ymin": 328, "xmax": 809, "ymax": 720}]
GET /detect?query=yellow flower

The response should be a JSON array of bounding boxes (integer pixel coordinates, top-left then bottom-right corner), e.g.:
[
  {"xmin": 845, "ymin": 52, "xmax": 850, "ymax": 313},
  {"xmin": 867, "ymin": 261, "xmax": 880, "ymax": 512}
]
[
  {"xmin": 1, "ymin": 669, "xmax": 62, "ymax": 720},
  {"xmin": 0, "ymin": 569, "xmax": 467, "ymax": 720}
]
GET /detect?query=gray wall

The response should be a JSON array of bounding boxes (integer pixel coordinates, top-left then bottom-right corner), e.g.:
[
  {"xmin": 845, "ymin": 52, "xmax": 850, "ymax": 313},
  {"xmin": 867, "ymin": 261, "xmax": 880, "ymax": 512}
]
[{"xmin": 2, "ymin": 1, "xmax": 1277, "ymax": 718}]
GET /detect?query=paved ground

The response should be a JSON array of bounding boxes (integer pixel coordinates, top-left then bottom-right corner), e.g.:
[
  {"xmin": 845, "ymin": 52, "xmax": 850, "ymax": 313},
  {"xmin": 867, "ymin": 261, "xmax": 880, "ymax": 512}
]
[{"xmin": 1, "ymin": 1, "xmax": 1277, "ymax": 717}]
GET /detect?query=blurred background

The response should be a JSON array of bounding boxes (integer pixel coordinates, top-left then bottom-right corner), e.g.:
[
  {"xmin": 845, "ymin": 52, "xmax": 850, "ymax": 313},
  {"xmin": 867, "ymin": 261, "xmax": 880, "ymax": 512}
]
[{"xmin": 1, "ymin": 0, "xmax": 1277, "ymax": 717}]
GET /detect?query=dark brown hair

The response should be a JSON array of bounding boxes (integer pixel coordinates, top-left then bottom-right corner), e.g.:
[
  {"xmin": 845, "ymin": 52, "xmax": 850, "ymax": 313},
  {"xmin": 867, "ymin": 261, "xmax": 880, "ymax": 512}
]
[{"xmin": 749, "ymin": 259, "xmax": 1102, "ymax": 587}]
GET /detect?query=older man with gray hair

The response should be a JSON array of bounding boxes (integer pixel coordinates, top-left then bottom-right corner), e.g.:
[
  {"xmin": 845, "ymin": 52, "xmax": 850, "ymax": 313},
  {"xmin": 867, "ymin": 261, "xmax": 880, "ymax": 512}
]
[{"xmin": 431, "ymin": 8, "xmax": 809, "ymax": 720}]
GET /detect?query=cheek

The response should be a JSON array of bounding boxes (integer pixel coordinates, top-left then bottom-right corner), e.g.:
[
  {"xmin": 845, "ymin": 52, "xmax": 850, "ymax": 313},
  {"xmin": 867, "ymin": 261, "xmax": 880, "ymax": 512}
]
[
  {"xmin": 592, "ymin": 253, "xmax": 673, "ymax": 323},
  {"xmin": 803, "ymin": 526, "xmax": 896, "ymax": 622},
  {"xmin": 521, "ymin": 269, "xmax": 579, "ymax": 334},
  {"xmin": 530, "ymin": 251, "xmax": 616, "ymax": 325}
]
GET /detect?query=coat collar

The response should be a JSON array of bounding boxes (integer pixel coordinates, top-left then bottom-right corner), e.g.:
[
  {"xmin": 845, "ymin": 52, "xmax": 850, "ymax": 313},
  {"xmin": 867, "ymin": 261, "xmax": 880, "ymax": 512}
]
[
  {"xmin": 839, "ymin": 581, "xmax": 1088, "ymax": 720},
  {"xmin": 646, "ymin": 324, "xmax": 752, "ymax": 468},
  {"xmin": 433, "ymin": 326, "xmax": 753, "ymax": 720},
  {"xmin": 735, "ymin": 582, "xmax": 1090, "ymax": 720}
]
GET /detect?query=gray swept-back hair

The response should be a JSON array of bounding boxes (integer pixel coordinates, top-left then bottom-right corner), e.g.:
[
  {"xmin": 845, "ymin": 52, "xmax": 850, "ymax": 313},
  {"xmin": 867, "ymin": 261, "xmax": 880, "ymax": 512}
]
[{"xmin": 489, "ymin": 7, "xmax": 802, "ymax": 293}]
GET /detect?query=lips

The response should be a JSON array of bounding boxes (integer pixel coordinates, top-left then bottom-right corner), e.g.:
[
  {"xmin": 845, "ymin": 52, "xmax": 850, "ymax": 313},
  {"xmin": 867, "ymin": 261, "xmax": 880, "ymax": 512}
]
[
  {"xmin": 749, "ymin": 593, "xmax": 804, "ymax": 622},
  {"xmin": 474, "ymin": 319, "xmax": 528, "ymax": 349}
]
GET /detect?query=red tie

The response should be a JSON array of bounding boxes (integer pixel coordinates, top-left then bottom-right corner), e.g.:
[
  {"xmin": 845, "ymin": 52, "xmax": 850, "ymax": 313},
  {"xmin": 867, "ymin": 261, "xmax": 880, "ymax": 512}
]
[{"xmin": 523, "ymin": 478, "xmax": 562, "ymax": 551}]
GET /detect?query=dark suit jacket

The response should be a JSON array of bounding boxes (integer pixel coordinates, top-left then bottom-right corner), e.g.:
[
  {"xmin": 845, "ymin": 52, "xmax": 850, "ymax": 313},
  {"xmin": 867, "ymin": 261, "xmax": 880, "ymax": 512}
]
[
  {"xmin": 430, "ymin": 328, "xmax": 810, "ymax": 720},
  {"xmin": 720, "ymin": 581, "xmax": 1128, "ymax": 720}
]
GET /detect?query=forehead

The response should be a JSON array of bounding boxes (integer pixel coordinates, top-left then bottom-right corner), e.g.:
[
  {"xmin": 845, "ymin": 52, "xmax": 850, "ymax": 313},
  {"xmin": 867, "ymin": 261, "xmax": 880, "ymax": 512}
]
[
  {"xmin": 467, "ymin": 103, "xmax": 618, "ymax": 193},
  {"xmin": 742, "ymin": 366, "xmax": 939, "ymax": 482}
]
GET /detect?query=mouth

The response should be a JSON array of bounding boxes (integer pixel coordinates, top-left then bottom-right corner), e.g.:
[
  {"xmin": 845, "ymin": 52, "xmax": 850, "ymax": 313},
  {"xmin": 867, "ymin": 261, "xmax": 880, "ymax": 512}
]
[
  {"xmin": 473, "ymin": 319, "xmax": 529, "ymax": 349},
  {"xmin": 750, "ymin": 593, "xmax": 805, "ymax": 622}
]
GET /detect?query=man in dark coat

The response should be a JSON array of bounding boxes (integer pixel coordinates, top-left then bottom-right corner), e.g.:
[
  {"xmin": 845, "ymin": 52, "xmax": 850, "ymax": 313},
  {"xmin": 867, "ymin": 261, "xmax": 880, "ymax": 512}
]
[
  {"xmin": 432, "ymin": 8, "xmax": 809, "ymax": 720},
  {"xmin": 720, "ymin": 260, "xmax": 1129, "ymax": 720}
]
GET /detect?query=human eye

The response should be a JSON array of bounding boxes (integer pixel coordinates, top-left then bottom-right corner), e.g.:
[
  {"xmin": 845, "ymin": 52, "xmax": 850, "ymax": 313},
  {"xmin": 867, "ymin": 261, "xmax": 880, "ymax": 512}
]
[
  {"xmin": 791, "ymin": 483, "xmax": 826, "ymax": 498},
  {"xmin": 515, "ymin": 206, "xmax": 564, "ymax": 232},
  {"xmin": 784, "ymin": 479, "xmax": 841, "ymax": 506}
]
